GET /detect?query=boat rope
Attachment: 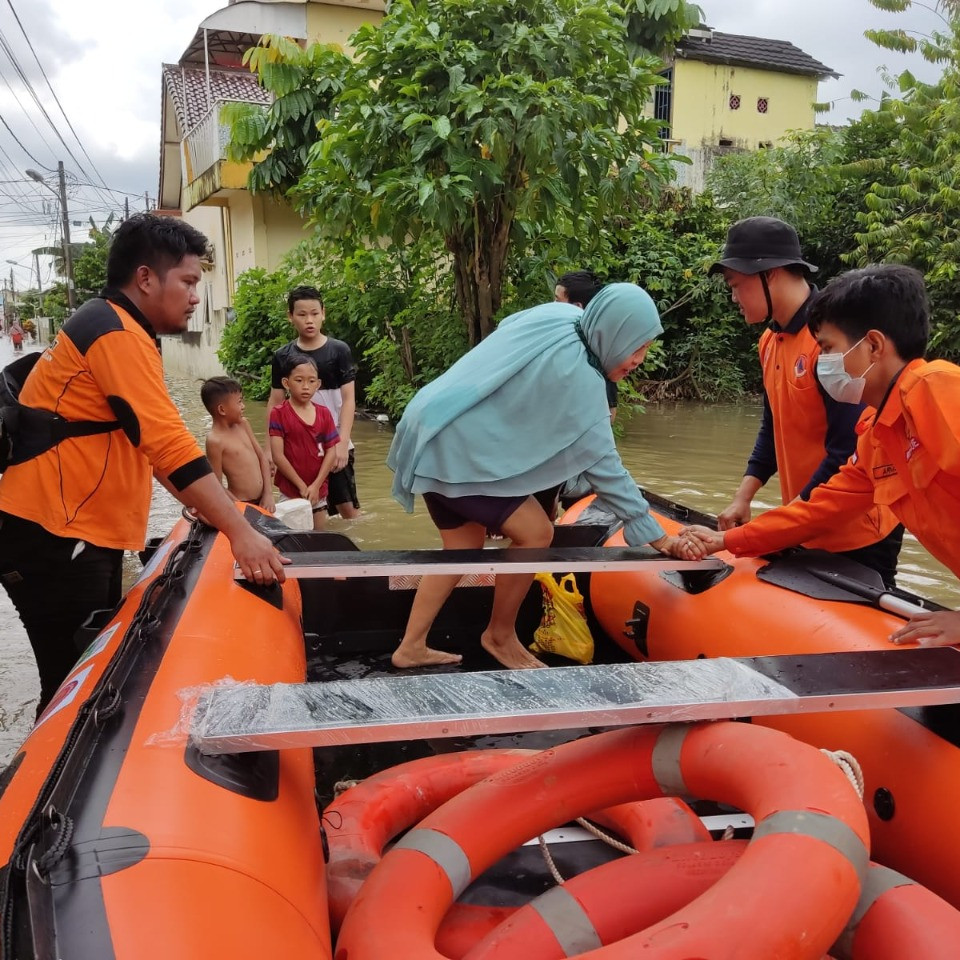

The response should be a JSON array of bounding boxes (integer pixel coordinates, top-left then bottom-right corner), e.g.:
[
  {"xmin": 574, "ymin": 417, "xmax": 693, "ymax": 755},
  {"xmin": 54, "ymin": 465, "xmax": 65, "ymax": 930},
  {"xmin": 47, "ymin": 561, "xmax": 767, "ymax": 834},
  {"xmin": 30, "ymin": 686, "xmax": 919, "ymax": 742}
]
[
  {"xmin": 821, "ymin": 749, "xmax": 865, "ymax": 800},
  {"xmin": 34, "ymin": 810, "xmax": 74, "ymax": 879},
  {"xmin": 536, "ymin": 817, "xmax": 643, "ymax": 887},
  {"xmin": 537, "ymin": 833, "xmax": 566, "ymax": 885},
  {"xmin": 334, "ymin": 779, "xmax": 361, "ymax": 797},
  {"xmin": 574, "ymin": 817, "xmax": 639, "ymax": 856}
]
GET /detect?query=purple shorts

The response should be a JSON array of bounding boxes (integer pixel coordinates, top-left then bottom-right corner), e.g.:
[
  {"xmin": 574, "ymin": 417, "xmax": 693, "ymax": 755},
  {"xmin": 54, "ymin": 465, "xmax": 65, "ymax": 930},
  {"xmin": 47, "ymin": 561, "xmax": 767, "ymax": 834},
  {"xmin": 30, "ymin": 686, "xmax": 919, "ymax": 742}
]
[{"xmin": 422, "ymin": 492, "xmax": 528, "ymax": 536}]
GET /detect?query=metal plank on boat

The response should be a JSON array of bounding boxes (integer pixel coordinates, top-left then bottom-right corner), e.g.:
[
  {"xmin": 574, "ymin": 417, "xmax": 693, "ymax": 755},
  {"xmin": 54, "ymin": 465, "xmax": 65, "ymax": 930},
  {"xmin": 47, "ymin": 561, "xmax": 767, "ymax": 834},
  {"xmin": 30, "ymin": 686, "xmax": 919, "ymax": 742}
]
[
  {"xmin": 191, "ymin": 648, "xmax": 960, "ymax": 754},
  {"xmin": 238, "ymin": 546, "xmax": 726, "ymax": 580}
]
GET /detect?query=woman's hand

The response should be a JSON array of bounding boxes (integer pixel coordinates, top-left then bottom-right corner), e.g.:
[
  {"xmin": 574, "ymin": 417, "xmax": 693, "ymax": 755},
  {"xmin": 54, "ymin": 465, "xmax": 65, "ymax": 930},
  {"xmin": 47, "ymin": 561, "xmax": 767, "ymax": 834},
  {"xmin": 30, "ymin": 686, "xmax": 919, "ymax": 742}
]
[
  {"xmin": 649, "ymin": 533, "xmax": 708, "ymax": 560},
  {"xmin": 890, "ymin": 610, "xmax": 960, "ymax": 648},
  {"xmin": 679, "ymin": 524, "xmax": 726, "ymax": 555}
]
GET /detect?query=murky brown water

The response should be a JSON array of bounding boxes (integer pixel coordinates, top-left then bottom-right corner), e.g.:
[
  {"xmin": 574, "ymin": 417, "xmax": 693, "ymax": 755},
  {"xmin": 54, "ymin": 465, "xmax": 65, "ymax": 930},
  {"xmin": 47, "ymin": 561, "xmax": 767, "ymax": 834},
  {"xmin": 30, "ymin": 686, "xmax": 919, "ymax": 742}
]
[{"xmin": 2, "ymin": 373, "xmax": 957, "ymax": 765}]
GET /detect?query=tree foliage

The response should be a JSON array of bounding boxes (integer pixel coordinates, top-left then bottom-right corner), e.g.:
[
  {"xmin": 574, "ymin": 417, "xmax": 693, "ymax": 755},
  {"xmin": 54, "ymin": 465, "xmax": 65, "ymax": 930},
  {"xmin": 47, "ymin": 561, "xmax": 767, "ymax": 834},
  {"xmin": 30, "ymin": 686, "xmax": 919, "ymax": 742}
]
[
  {"xmin": 292, "ymin": 0, "xmax": 697, "ymax": 345},
  {"xmin": 705, "ymin": 129, "xmax": 870, "ymax": 281},
  {"xmin": 223, "ymin": 35, "xmax": 349, "ymax": 196},
  {"xmin": 32, "ymin": 215, "xmax": 115, "ymax": 322},
  {"xmin": 845, "ymin": 0, "xmax": 960, "ymax": 355},
  {"xmin": 218, "ymin": 238, "xmax": 468, "ymax": 419}
]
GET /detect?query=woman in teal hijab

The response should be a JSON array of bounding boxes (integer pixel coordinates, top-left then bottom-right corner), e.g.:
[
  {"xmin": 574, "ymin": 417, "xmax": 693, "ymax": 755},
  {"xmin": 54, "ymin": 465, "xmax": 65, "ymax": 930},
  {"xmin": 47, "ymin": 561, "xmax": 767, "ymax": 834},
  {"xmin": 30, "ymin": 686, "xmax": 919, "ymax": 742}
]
[{"xmin": 387, "ymin": 283, "xmax": 703, "ymax": 670}]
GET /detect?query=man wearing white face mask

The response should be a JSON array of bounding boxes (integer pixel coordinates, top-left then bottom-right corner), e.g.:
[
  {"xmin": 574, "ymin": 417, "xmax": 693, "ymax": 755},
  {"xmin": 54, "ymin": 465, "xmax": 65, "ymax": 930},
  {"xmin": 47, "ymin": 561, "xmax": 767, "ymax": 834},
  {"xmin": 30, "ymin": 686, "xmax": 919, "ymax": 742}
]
[
  {"xmin": 709, "ymin": 216, "xmax": 902, "ymax": 586},
  {"xmin": 685, "ymin": 265, "xmax": 960, "ymax": 648}
]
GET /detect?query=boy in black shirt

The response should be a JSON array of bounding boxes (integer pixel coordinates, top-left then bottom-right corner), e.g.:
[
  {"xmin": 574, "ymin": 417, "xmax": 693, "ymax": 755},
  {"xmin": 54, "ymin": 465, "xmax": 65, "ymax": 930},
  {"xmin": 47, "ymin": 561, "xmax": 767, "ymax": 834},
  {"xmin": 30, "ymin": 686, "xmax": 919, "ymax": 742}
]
[{"xmin": 266, "ymin": 286, "xmax": 361, "ymax": 518}]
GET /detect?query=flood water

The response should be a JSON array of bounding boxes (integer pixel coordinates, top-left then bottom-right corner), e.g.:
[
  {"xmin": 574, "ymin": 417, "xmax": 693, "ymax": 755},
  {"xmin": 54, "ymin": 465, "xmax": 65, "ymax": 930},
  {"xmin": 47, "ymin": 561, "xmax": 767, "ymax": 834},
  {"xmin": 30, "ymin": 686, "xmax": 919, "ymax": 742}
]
[{"xmin": 1, "ymin": 367, "xmax": 957, "ymax": 765}]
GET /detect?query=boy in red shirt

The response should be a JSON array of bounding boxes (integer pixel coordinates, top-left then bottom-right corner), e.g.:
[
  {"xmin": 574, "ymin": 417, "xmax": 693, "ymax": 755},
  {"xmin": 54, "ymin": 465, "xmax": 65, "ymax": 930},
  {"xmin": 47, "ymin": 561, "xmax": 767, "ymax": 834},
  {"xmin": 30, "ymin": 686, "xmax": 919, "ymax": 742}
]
[
  {"xmin": 269, "ymin": 354, "xmax": 340, "ymax": 530},
  {"xmin": 685, "ymin": 265, "xmax": 960, "ymax": 648}
]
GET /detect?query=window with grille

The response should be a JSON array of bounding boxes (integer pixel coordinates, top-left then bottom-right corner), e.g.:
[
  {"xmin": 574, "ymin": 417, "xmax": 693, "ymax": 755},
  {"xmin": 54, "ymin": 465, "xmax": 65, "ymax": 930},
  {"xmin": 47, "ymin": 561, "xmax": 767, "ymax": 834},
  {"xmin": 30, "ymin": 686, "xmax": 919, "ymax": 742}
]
[
  {"xmin": 729, "ymin": 94, "xmax": 741, "ymax": 110},
  {"xmin": 654, "ymin": 68, "xmax": 673, "ymax": 141},
  {"xmin": 757, "ymin": 97, "xmax": 769, "ymax": 114}
]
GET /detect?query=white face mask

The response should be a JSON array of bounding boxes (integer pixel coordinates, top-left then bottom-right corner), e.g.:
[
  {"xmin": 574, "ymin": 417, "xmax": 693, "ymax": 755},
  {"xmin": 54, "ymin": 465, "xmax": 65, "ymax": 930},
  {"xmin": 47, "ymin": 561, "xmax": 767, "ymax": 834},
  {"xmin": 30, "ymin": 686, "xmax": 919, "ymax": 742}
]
[{"xmin": 816, "ymin": 337, "xmax": 875, "ymax": 404}]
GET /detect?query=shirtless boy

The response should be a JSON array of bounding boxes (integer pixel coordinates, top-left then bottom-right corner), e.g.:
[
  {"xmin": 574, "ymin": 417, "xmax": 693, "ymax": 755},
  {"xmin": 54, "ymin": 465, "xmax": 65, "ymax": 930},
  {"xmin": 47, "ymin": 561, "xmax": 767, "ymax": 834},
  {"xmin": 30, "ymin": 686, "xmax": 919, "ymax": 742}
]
[{"xmin": 201, "ymin": 377, "xmax": 275, "ymax": 512}]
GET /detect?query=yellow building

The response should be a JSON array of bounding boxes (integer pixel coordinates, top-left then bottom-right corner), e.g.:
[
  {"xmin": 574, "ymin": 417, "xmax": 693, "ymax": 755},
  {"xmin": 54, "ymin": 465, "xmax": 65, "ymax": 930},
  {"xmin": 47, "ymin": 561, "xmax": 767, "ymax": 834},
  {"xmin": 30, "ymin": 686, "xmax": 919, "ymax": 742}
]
[
  {"xmin": 157, "ymin": 0, "xmax": 385, "ymax": 377},
  {"xmin": 654, "ymin": 26, "xmax": 837, "ymax": 191}
]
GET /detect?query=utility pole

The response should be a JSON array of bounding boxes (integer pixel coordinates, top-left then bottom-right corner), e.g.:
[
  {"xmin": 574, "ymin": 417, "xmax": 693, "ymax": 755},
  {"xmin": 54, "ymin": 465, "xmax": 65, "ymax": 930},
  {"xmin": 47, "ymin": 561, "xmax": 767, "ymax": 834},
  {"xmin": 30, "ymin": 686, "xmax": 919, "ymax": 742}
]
[
  {"xmin": 8, "ymin": 268, "xmax": 15, "ymax": 324},
  {"xmin": 33, "ymin": 251, "xmax": 43, "ymax": 317},
  {"xmin": 124, "ymin": 196, "xmax": 130, "ymax": 220},
  {"xmin": 58, "ymin": 161, "xmax": 76, "ymax": 314}
]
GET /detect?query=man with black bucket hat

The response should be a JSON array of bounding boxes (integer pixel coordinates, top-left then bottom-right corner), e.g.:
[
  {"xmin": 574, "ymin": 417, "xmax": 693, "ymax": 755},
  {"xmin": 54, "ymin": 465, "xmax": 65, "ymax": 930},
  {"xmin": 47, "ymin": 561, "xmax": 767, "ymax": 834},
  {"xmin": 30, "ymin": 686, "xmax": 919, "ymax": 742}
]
[{"xmin": 709, "ymin": 216, "xmax": 903, "ymax": 586}]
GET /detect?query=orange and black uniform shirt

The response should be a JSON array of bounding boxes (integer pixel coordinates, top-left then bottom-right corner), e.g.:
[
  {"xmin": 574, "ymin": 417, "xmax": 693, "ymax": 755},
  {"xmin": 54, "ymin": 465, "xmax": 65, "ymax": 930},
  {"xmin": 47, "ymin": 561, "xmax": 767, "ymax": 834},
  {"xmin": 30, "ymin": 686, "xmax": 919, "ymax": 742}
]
[
  {"xmin": 746, "ymin": 289, "xmax": 897, "ymax": 551},
  {"xmin": 0, "ymin": 290, "xmax": 210, "ymax": 551},
  {"xmin": 727, "ymin": 359, "xmax": 960, "ymax": 576}
]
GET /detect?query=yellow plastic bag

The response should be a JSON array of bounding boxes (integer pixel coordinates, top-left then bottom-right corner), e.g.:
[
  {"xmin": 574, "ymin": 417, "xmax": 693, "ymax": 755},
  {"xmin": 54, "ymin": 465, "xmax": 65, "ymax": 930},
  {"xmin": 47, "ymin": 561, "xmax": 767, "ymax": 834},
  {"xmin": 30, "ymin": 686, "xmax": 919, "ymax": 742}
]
[{"xmin": 529, "ymin": 572, "xmax": 594, "ymax": 664}]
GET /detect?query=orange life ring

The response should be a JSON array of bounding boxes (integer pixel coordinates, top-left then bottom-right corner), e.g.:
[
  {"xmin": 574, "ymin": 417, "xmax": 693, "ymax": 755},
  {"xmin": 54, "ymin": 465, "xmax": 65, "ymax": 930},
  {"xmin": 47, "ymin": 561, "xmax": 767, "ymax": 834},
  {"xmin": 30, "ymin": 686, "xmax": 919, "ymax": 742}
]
[
  {"xmin": 325, "ymin": 750, "xmax": 709, "ymax": 942},
  {"xmin": 833, "ymin": 864, "xmax": 960, "ymax": 959},
  {"xmin": 463, "ymin": 839, "xmax": 745, "ymax": 960},
  {"xmin": 335, "ymin": 722, "xmax": 869, "ymax": 960}
]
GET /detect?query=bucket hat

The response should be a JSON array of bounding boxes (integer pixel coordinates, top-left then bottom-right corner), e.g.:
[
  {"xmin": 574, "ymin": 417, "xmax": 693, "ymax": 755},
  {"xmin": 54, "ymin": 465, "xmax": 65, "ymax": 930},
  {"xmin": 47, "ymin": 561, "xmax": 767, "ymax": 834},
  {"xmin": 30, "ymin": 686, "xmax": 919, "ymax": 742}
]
[{"xmin": 709, "ymin": 217, "xmax": 818, "ymax": 276}]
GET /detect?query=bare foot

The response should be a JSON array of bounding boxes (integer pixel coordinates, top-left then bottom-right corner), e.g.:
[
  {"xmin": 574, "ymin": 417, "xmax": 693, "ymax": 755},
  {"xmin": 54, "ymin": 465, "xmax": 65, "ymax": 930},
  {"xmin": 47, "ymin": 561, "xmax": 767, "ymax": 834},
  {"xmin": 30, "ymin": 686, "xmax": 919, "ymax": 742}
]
[
  {"xmin": 391, "ymin": 645, "xmax": 463, "ymax": 669},
  {"xmin": 481, "ymin": 630, "xmax": 545, "ymax": 670}
]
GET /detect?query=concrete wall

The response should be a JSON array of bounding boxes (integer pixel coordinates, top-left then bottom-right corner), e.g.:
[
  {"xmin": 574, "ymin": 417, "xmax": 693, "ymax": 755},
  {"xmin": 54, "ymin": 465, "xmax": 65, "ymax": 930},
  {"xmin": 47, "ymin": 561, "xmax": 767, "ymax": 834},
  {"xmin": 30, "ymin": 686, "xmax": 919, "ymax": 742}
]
[
  {"xmin": 671, "ymin": 59, "xmax": 819, "ymax": 151},
  {"xmin": 263, "ymin": 199, "xmax": 311, "ymax": 269},
  {"xmin": 306, "ymin": 1, "xmax": 384, "ymax": 47},
  {"xmin": 160, "ymin": 203, "xmax": 231, "ymax": 380},
  {"xmin": 162, "ymin": 191, "xmax": 308, "ymax": 379}
]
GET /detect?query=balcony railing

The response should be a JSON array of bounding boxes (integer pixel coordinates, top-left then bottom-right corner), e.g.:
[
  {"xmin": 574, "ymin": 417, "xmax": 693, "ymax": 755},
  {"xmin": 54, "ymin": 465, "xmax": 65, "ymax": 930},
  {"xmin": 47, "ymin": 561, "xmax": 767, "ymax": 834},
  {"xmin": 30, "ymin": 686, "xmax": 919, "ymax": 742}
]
[{"xmin": 182, "ymin": 101, "xmax": 238, "ymax": 186}]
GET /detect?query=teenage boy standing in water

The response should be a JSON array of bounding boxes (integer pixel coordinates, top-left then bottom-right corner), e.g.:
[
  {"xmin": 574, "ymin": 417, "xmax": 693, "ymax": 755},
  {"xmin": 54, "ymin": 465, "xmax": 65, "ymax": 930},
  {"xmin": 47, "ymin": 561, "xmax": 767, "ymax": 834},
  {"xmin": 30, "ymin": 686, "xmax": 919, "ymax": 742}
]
[{"xmin": 266, "ymin": 286, "xmax": 361, "ymax": 519}]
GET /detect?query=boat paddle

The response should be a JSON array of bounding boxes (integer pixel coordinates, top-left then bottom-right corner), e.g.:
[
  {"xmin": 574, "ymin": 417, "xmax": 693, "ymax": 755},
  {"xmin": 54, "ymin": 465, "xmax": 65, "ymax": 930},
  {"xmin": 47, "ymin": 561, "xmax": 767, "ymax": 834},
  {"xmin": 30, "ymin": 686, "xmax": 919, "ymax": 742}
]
[{"xmin": 756, "ymin": 549, "xmax": 945, "ymax": 621}]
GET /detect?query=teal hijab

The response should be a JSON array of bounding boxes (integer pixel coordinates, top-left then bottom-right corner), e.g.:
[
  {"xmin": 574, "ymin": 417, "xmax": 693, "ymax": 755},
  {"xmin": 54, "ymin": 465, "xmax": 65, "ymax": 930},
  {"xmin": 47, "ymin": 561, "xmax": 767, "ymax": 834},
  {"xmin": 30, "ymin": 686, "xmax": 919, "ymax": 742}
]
[{"xmin": 388, "ymin": 283, "xmax": 663, "ymax": 510}]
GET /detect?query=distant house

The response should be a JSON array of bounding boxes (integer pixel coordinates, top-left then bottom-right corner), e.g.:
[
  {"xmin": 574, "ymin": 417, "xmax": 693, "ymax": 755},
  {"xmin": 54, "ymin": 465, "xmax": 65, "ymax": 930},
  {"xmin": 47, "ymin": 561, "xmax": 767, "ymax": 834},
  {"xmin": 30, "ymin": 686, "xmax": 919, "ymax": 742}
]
[
  {"xmin": 156, "ymin": 0, "xmax": 385, "ymax": 378},
  {"xmin": 654, "ymin": 25, "xmax": 837, "ymax": 191}
]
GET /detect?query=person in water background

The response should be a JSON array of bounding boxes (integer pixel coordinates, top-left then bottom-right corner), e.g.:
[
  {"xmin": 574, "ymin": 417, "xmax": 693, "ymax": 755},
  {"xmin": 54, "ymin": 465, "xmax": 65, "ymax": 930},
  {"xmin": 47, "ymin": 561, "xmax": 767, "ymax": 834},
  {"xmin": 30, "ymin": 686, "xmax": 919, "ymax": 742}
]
[
  {"xmin": 267, "ymin": 286, "xmax": 361, "ymax": 520},
  {"xmin": 269, "ymin": 354, "xmax": 341, "ymax": 531},
  {"xmin": 387, "ymin": 283, "xmax": 706, "ymax": 671},
  {"xmin": 201, "ymin": 376, "xmax": 275, "ymax": 512},
  {"xmin": 684, "ymin": 264, "xmax": 960, "ymax": 648},
  {"xmin": 710, "ymin": 217, "xmax": 903, "ymax": 587}
]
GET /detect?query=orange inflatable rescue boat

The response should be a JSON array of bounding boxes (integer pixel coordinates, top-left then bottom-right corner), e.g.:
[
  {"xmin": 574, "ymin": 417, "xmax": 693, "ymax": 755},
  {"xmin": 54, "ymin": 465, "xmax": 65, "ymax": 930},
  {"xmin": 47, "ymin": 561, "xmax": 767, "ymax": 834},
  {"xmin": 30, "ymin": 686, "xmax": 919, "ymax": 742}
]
[
  {"xmin": 564, "ymin": 489, "xmax": 960, "ymax": 907},
  {"xmin": 0, "ymin": 499, "xmax": 958, "ymax": 959}
]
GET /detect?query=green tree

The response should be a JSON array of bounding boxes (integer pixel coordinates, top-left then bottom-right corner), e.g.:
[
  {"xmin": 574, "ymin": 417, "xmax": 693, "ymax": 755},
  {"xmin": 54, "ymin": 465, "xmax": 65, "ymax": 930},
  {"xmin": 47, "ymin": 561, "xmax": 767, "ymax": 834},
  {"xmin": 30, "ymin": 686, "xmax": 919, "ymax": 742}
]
[
  {"xmin": 223, "ymin": 35, "xmax": 350, "ymax": 196},
  {"xmin": 218, "ymin": 237, "xmax": 468, "ymax": 417},
  {"xmin": 846, "ymin": 0, "xmax": 960, "ymax": 354},
  {"xmin": 33, "ymin": 215, "xmax": 116, "ymax": 317},
  {"xmin": 293, "ymin": 0, "xmax": 698, "ymax": 345},
  {"xmin": 706, "ymin": 129, "xmax": 858, "ymax": 280}
]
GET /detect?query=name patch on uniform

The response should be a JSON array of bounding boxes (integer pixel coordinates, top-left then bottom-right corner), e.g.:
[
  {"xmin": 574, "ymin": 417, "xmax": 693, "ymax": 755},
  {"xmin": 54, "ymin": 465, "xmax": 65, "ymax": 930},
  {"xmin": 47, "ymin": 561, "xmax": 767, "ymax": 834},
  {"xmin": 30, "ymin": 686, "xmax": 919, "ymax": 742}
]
[{"xmin": 873, "ymin": 464, "xmax": 897, "ymax": 480}]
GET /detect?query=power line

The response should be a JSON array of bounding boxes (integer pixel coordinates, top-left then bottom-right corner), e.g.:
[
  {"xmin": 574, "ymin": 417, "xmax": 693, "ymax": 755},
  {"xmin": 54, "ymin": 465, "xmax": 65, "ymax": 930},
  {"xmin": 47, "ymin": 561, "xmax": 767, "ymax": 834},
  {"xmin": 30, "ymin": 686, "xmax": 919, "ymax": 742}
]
[
  {"xmin": 0, "ymin": 44, "xmax": 61, "ymax": 163},
  {"xmin": 3, "ymin": 0, "xmax": 114, "ymax": 196},
  {"xmin": 0, "ymin": 25, "xmax": 116, "ymax": 212},
  {"xmin": 0, "ymin": 110, "xmax": 45, "ymax": 165}
]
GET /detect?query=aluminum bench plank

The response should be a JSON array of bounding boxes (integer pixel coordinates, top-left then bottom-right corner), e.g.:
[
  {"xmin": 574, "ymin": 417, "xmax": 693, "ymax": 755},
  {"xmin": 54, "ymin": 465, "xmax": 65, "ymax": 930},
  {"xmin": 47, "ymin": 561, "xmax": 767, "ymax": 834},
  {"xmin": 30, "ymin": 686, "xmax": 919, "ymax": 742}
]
[
  {"xmin": 237, "ymin": 546, "xmax": 726, "ymax": 580},
  {"xmin": 191, "ymin": 648, "xmax": 960, "ymax": 754}
]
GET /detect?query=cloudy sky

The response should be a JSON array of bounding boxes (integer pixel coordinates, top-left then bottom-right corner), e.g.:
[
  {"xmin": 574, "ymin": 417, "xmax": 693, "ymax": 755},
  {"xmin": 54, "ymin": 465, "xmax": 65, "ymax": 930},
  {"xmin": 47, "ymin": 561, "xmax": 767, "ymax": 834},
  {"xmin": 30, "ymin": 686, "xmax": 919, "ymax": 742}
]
[{"xmin": 0, "ymin": 0, "xmax": 948, "ymax": 295}]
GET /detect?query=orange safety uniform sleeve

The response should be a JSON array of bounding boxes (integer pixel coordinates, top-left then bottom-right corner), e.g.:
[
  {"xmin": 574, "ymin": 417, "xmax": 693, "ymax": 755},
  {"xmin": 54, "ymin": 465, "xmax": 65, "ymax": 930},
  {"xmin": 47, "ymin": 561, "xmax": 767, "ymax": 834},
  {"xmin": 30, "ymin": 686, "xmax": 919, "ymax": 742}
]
[{"xmin": 724, "ymin": 443, "xmax": 877, "ymax": 558}]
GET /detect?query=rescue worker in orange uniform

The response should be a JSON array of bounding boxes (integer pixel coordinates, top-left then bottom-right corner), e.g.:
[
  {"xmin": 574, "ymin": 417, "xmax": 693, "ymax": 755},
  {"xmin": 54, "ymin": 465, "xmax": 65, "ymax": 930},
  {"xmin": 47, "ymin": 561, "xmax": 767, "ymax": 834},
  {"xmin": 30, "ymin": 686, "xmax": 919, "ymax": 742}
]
[
  {"xmin": 0, "ymin": 214, "xmax": 286, "ymax": 717},
  {"xmin": 711, "ymin": 217, "xmax": 902, "ymax": 585},
  {"xmin": 685, "ymin": 265, "xmax": 960, "ymax": 648}
]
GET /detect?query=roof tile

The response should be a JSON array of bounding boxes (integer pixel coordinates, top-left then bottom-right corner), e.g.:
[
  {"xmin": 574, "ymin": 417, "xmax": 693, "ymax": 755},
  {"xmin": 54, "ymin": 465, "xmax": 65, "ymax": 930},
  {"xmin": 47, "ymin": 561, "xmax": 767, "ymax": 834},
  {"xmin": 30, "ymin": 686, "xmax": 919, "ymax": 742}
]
[
  {"xmin": 677, "ymin": 32, "xmax": 837, "ymax": 79},
  {"xmin": 161, "ymin": 63, "xmax": 272, "ymax": 135}
]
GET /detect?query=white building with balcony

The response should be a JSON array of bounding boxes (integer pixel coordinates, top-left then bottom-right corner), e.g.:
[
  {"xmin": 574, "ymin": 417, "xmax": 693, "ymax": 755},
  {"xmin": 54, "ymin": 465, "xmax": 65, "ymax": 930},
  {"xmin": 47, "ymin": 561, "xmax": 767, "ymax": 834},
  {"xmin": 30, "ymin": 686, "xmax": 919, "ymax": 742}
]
[{"xmin": 157, "ymin": 0, "xmax": 385, "ymax": 377}]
